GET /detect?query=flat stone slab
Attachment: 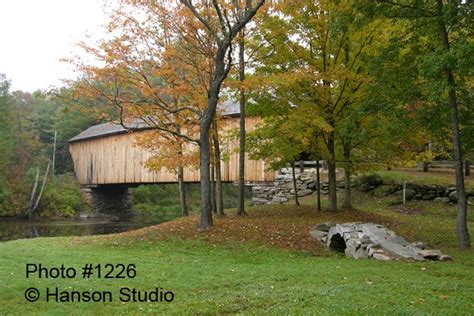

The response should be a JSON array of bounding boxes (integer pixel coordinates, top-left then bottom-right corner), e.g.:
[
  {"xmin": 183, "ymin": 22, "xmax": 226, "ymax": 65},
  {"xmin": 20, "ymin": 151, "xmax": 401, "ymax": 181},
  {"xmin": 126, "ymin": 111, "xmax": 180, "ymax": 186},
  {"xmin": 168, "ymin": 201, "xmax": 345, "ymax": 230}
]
[
  {"xmin": 314, "ymin": 222, "xmax": 336, "ymax": 232},
  {"xmin": 310, "ymin": 222, "xmax": 449, "ymax": 261}
]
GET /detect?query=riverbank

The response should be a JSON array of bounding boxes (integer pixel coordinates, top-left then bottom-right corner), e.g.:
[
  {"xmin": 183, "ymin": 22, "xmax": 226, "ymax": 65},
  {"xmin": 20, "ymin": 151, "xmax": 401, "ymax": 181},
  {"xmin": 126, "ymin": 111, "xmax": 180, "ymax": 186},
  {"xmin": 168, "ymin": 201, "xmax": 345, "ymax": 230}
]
[
  {"xmin": 0, "ymin": 211, "xmax": 181, "ymax": 241},
  {"xmin": 1, "ymin": 190, "xmax": 473, "ymax": 314}
]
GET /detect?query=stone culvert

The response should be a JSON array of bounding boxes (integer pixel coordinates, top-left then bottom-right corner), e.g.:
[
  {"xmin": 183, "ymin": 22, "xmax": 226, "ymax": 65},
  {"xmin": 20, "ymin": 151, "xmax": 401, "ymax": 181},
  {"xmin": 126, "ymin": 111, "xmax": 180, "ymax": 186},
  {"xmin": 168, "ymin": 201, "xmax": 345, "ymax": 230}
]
[{"xmin": 310, "ymin": 222, "xmax": 452, "ymax": 261}]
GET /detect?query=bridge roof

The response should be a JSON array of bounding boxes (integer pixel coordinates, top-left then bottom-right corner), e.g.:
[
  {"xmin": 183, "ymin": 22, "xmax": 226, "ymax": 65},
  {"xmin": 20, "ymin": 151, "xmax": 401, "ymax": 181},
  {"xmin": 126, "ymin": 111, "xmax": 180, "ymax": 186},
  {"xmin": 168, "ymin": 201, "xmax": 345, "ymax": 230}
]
[
  {"xmin": 68, "ymin": 121, "xmax": 146, "ymax": 143},
  {"xmin": 69, "ymin": 100, "xmax": 240, "ymax": 143}
]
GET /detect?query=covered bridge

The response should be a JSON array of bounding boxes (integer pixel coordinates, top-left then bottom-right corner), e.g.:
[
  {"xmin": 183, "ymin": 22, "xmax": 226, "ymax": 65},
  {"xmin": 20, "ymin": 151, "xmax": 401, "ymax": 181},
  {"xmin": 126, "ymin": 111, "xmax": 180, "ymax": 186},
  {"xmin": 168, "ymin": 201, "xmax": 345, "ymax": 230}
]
[{"xmin": 69, "ymin": 103, "xmax": 276, "ymax": 187}]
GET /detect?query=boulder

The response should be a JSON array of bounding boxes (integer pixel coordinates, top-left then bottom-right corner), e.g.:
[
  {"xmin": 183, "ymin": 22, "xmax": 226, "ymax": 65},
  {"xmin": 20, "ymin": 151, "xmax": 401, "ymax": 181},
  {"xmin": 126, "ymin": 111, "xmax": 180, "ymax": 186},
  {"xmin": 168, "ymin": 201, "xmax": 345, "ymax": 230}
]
[
  {"xmin": 449, "ymin": 191, "xmax": 458, "ymax": 202},
  {"xmin": 405, "ymin": 189, "xmax": 417, "ymax": 200},
  {"xmin": 314, "ymin": 222, "xmax": 336, "ymax": 232},
  {"xmin": 439, "ymin": 255, "xmax": 453, "ymax": 261},
  {"xmin": 272, "ymin": 196, "xmax": 288, "ymax": 203},
  {"xmin": 406, "ymin": 183, "xmax": 420, "ymax": 190},
  {"xmin": 406, "ymin": 241, "xmax": 426, "ymax": 251},
  {"xmin": 367, "ymin": 244, "xmax": 384, "ymax": 257},
  {"xmin": 252, "ymin": 197, "xmax": 268, "ymax": 205},
  {"xmin": 467, "ymin": 196, "xmax": 474, "ymax": 206},
  {"xmin": 309, "ymin": 230, "xmax": 328, "ymax": 240},
  {"xmin": 418, "ymin": 249, "xmax": 442, "ymax": 260},
  {"xmin": 274, "ymin": 175, "xmax": 288, "ymax": 181},
  {"xmin": 344, "ymin": 239, "xmax": 359, "ymax": 257},
  {"xmin": 297, "ymin": 189, "xmax": 313, "ymax": 197},
  {"xmin": 413, "ymin": 194, "xmax": 423, "ymax": 200},
  {"xmin": 422, "ymin": 193, "xmax": 437, "ymax": 200},
  {"xmin": 372, "ymin": 253, "xmax": 392, "ymax": 261},
  {"xmin": 353, "ymin": 247, "xmax": 369, "ymax": 259}
]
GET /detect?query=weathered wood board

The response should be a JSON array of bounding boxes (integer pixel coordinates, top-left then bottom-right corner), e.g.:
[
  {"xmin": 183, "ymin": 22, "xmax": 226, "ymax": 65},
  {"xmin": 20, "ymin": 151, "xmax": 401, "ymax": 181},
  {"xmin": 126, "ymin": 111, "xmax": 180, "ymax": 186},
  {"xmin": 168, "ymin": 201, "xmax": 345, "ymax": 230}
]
[{"xmin": 69, "ymin": 116, "xmax": 276, "ymax": 185}]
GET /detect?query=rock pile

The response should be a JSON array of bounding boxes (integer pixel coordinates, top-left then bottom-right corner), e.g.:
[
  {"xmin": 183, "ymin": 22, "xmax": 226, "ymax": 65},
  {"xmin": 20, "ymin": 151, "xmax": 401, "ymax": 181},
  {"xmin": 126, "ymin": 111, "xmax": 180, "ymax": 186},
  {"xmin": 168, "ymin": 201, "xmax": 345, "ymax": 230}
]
[
  {"xmin": 252, "ymin": 169, "xmax": 334, "ymax": 205},
  {"xmin": 310, "ymin": 222, "xmax": 452, "ymax": 261}
]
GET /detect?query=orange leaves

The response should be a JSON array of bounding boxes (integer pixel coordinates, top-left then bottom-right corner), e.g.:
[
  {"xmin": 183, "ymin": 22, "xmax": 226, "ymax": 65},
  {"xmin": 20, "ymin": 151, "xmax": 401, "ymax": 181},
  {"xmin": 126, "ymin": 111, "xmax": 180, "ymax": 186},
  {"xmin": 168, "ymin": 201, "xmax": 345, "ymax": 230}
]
[
  {"xmin": 135, "ymin": 127, "xmax": 200, "ymax": 173},
  {"xmin": 67, "ymin": 0, "xmax": 219, "ymax": 171}
]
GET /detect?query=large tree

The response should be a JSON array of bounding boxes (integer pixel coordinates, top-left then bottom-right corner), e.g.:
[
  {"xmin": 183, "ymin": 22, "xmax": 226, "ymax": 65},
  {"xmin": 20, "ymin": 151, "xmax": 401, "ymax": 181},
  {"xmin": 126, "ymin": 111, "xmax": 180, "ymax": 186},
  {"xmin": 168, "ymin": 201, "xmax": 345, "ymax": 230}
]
[
  {"xmin": 248, "ymin": 0, "xmax": 388, "ymax": 211},
  {"xmin": 376, "ymin": 0, "xmax": 472, "ymax": 248},
  {"xmin": 72, "ymin": 1, "xmax": 265, "ymax": 228},
  {"xmin": 179, "ymin": 1, "xmax": 265, "ymax": 227}
]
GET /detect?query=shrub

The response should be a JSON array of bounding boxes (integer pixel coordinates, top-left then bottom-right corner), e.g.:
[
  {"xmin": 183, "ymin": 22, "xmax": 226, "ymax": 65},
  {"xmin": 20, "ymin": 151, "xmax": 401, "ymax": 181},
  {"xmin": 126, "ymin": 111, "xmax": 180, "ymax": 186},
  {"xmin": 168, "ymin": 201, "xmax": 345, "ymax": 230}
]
[
  {"xmin": 38, "ymin": 174, "xmax": 89, "ymax": 217},
  {"xmin": 359, "ymin": 174, "xmax": 384, "ymax": 192}
]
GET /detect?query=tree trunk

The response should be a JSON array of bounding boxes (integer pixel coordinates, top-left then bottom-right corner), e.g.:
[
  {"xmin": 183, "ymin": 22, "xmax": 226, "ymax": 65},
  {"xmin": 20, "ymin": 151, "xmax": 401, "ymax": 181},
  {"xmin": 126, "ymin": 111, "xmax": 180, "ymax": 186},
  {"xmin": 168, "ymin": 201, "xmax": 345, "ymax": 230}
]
[
  {"xmin": 299, "ymin": 160, "xmax": 305, "ymax": 173},
  {"xmin": 211, "ymin": 156, "xmax": 216, "ymax": 214},
  {"xmin": 327, "ymin": 131, "xmax": 337, "ymax": 212},
  {"xmin": 32, "ymin": 160, "xmax": 51, "ymax": 213},
  {"xmin": 437, "ymin": 0, "xmax": 470, "ymax": 248},
  {"xmin": 199, "ymin": 121, "xmax": 213, "ymax": 228},
  {"xmin": 237, "ymin": 29, "xmax": 248, "ymax": 216},
  {"xmin": 343, "ymin": 149, "xmax": 352, "ymax": 209},
  {"xmin": 343, "ymin": 168, "xmax": 352, "ymax": 209},
  {"xmin": 316, "ymin": 159, "xmax": 321, "ymax": 211},
  {"xmin": 423, "ymin": 161, "xmax": 429, "ymax": 172},
  {"xmin": 177, "ymin": 166, "xmax": 188, "ymax": 216},
  {"xmin": 212, "ymin": 119, "xmax": 224, "ymax": 216},
  {"xmin": 291, "ymin": 161, "xmax": 300, "ymax": 206},
  {"xmin": 52, "ymin": 130, "xmax": 57, "ymax": 178},
  {"xmin": 27, "ymin": 168, "xmax": 40, "ymax": 219},
  {"xmin": 185, "ymin": 0, "xmax": 265, "ymax": 227}
]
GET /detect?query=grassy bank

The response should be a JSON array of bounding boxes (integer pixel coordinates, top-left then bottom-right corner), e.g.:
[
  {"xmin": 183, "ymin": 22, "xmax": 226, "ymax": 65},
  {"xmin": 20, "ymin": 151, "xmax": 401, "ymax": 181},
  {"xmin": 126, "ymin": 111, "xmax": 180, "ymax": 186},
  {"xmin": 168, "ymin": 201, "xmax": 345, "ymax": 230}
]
[
  {"xmin": 374, "ymin": 169, "xmax": 474, "ymax": 191},
  {"xmin": 1, "ymin": 189, "xmax": 473, "ymax": 315}
]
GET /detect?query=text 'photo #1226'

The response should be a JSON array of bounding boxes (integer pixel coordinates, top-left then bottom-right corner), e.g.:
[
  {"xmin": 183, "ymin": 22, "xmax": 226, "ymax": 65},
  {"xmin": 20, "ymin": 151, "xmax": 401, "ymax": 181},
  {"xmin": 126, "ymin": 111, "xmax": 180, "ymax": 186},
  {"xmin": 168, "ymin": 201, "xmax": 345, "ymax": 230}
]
[{"xmin": 0, "ymin": 0, "xmax": 473, "ymax": 315}]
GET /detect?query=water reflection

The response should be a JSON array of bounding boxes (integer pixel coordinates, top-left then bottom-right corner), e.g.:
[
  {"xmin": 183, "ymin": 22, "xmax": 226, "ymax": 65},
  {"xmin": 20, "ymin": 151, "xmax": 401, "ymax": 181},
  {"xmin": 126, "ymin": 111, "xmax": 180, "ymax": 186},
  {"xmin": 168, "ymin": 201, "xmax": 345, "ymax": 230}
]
[{"xmin": 0, "ymin": 212, "xmax": 179, "ymax": 241}]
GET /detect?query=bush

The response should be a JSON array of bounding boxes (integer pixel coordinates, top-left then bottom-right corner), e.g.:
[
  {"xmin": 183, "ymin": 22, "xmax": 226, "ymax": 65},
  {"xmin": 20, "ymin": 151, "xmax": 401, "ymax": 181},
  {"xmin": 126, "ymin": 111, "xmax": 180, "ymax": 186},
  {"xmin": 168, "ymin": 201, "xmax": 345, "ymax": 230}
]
[
  {"xmin": 0, "ymin": 183, "xmax": 14, "ymax": 216},
  {"xmin": 131, "ymin": 184, "xmax": 199, "ymax": 213},
  {"xmin": 38, "ymin": 174, "xmax": 89, "ymax": 217},
  {"xmin": 130, "ymin": 183, "xmax": 252, "ymax": 214},
  {"xmin": 359, "ymin": 174, "xmax": 384, "ymax": 192}
]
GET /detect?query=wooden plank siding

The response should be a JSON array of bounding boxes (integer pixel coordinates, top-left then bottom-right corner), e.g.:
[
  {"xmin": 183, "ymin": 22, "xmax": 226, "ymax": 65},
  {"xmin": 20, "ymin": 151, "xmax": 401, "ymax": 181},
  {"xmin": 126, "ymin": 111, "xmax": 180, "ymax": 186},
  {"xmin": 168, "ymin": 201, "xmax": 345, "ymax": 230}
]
[{"xmin": 69, "ymin": 116, "xmax": 276, "ymax": 185}]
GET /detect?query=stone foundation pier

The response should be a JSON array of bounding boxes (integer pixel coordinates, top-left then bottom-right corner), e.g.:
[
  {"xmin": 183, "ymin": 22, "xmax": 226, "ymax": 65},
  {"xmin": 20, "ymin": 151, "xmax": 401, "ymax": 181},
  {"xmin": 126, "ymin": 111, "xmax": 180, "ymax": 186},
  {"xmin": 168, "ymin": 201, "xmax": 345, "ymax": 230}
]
[{"xmin": 81, "ymin": 185, "xmax": 131, "ymax": 213}]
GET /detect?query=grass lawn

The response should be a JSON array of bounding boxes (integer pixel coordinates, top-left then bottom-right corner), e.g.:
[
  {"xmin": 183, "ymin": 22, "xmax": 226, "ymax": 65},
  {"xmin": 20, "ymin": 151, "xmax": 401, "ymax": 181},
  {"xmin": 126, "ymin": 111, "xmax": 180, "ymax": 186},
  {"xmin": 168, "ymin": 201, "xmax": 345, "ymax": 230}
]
[
  {"xmin": 1, "ymin": 189, "xmax": 473, "ymax": 315},
  {"xmin": 374, "ymin": 169, "xmax": 474, "ymax": 191}
]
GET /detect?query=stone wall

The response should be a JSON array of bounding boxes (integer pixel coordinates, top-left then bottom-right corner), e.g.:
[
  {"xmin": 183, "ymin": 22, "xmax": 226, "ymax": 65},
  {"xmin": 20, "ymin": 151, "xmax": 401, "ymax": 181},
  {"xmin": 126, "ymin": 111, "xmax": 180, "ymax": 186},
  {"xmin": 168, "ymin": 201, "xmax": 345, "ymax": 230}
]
[
  {"xmin": 252, "ymin": 168, "xmax": 331, "ymax": 205},
  {"xmin": 251, "ymin": 169, "xmax": 474, "ymax": 206},
  {"xmin": 370, "ymin": 181, "xmax": 474, "ymax": 204}
]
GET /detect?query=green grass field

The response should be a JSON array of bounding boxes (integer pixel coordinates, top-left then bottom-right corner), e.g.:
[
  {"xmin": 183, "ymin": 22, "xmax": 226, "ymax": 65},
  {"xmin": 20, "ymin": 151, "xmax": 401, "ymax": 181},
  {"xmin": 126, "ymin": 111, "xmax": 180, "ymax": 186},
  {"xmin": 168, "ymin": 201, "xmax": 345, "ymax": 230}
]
[
  {"xmin": 1, "ymin": 185, "xmax": 473, "ymax": 315},
  {"xmin": 1, "ymin": 236, "xmax": 473, "ymax": 315}
]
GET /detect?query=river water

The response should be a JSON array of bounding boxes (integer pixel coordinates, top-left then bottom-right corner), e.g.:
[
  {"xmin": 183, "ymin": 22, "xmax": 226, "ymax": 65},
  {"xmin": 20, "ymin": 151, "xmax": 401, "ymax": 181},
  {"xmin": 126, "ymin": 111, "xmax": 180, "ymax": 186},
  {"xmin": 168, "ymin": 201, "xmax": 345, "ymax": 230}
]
[{"xmin": 0, "ymin": 212, "xmax": 179, "ymax": 241}]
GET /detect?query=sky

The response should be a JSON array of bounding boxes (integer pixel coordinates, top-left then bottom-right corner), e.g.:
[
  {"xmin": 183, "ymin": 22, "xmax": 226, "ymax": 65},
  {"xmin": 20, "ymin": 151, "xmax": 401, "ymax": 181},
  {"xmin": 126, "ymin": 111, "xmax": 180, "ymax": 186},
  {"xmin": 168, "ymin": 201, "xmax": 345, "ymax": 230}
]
[{"xmin": 0, "ymin": 0, "xmax": 109, "ymax": 92}]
